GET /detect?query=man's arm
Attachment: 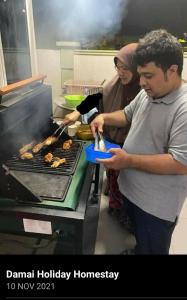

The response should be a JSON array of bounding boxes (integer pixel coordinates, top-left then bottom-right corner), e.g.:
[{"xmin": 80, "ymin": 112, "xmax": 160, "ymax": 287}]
[
  {"xmin": 97, "ymin": 148, "xmax": 187, "ymax": 175},
  {"xmin": 91, "ymin": 110, "xmax": 129, "ymax": 135},
  {"xmin": 128, "ymin": 153, "xmax": 187, "ymax": 175}
]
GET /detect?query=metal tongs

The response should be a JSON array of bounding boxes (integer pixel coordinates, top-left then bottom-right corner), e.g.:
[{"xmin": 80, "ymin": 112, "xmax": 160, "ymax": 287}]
[
  {"xmin": 52, "ymin": 121, "xmax": 67, "ymax": 139},
  {"xmin": 94, "ymin": 129, "xmax": 107, "ymax": 152}
]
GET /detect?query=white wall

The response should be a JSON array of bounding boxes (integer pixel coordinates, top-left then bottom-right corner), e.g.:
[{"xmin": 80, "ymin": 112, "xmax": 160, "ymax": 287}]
[
  {"xmin": 74, "ymin": 50, "xmax": 117, "ymax": 84},
  {"xmin": 74, "ymin": 51, "xmax": 187, "ymax": 84},
  {"xmin": 183, "ymin": 55, "xmax": 187, "ymax": 80},
  {"xmin": 0, "ymin": 33, "xmax": 7, "ymax": 87},
  {"xmin": 36, "ymin": 49, "xmax": 187, "ymax": 106},
  {"xmin": 37, "ymin": 49, "xmax": 61, "ymax": 102}
]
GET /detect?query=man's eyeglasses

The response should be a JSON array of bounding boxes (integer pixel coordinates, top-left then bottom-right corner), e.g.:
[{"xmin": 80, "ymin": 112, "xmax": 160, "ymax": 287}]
[{"xmin": 115, "ymin": 64, "xmax": 129, "ymax": 72}]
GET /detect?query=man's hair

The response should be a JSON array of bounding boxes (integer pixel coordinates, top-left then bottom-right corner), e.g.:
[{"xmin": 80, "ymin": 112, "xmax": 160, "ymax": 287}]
[{"xmin": 135, "ymin": 29, "xmax": 183, "ymax": 75}]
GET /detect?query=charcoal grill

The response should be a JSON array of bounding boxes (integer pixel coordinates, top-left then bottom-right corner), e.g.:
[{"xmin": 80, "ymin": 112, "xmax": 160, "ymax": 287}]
[{"xmin": 0, "ymin": 76, "xmax": 103, "ymax": 254}]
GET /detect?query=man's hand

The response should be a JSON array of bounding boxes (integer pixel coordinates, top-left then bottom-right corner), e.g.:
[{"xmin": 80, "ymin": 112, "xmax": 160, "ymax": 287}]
[
  {"xmin": 63, "ymin": 110, "xmax": 81, "ymax": 125},
  {"xmin": 90, "ymin": 114, "xmax": 105, "ymax": 137},
  {"xmin": 97, "ymin": 149, "xmax": 187, "ymax": 175},
  {"xmin": 96, "ymin": 148, "xmax": 130, "ymax": 170},
  {"xmin": 90, "ymin": 110, "xmax": 129, "ymax": 137}
]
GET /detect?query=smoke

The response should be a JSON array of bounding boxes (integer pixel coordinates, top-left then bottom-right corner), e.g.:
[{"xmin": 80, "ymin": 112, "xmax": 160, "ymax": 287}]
[{"xmin": 57, "ymin": 0, "xmax": 129, "ymax": 40}]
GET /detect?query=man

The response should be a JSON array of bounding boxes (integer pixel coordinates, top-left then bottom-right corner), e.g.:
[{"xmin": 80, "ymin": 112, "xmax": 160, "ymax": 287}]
[{"xmin": 91, "ymin": 29, "xmax": 187, "ymax": 254}]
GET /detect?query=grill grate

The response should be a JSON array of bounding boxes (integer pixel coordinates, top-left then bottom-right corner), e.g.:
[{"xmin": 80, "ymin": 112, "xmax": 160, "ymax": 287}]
[{"xmin": 5, "ymin": 141, "xmax": 83, "ymax": 175}]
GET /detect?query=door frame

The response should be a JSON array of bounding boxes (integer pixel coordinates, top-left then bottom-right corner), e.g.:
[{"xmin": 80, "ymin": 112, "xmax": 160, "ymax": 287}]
[{"xmin": 0, "ymin": 0, "xmax": 38, "ymax": 88}]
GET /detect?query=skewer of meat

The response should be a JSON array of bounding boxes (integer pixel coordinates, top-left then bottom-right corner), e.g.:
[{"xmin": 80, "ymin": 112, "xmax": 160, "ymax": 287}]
[
  {"xmin": 32, "ymin": 142, "xmax": 44, "ymax": 153},
  {"xmin": 19, "ymin": 142, "xmax": 35, "ymax": 155},
  {"xmin": 43, "ymin": 136, "xmax": 58, "ymax": 146},
  {"xmin": 20, "ymin": 152, "xmax": 34, "ymax": 160}
]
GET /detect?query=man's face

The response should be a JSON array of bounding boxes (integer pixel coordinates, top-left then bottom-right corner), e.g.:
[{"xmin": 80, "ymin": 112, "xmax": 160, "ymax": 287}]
[{"xmin": 137, "ymin": 62, "xmax": 176, "ymax": 98}]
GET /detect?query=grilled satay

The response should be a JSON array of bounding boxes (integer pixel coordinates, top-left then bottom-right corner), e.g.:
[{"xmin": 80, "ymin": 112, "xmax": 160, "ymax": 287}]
[
  {"xmin": 19, "ymin": 142, "xmax": 35, "ymax": 155},
  {"xmin": 44, "ymin": 136, "xmax": 58, "ymax": 146},
  {"xmin": 51, "ymin": 158, "xmax": 66, "ymax": 168},
  {"xmin": 20, "ymin": 152, "xmax": 34, "ymax": 160},
  {"xmin": 32, "ymin": 142, "xmax": 44, "ymax": 153},
  {"xmin": 62, "ymin": 139, "xmax": 72, "ymax": 150},
  {"xmin": 44, "ymin": 152, "xmax": 53, "ymax": 163}
]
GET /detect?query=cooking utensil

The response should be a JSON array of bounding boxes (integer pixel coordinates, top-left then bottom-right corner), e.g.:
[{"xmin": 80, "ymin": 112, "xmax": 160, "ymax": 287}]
[
  {"xmin": 94, "ymin": 130, "xmax": 106, "ymax": 152},
  {"xmin": 94, "ymin": 131, "xmax": 99, "ymax": 151},
  {"xmin": 51, "ymin": 122, "xmax": 66, "ymax": 139},
  {"xmin": 98, "ymin": 131, "xmax": 107, "ymax": 152}
]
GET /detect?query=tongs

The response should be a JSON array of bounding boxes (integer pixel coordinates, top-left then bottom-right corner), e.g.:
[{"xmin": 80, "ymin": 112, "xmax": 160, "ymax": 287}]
[
  {"xmin": 94, "ymin": 130, "xmax": 107, "ymax": 152},
  {"xmin": 52, "ymin": 121, "xmax": 67, "ymax": 139}
]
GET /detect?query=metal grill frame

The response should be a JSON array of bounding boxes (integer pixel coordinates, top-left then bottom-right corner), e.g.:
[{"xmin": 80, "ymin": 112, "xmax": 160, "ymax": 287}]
[{"xmin": 0, "ymin": 80, "xmax": 103, "ymax": 254}]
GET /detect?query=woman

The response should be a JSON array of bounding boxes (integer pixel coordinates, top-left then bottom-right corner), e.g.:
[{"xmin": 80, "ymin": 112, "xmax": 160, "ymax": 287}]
[{"xmin": 63, "ymin": 43, "xmax": 140, "ymax": 228}]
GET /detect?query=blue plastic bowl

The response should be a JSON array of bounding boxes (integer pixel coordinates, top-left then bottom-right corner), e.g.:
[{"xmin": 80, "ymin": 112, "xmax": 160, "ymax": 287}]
[{"xmin": 85, "ymin": 141, "xmax": 120, "ymax": 164}]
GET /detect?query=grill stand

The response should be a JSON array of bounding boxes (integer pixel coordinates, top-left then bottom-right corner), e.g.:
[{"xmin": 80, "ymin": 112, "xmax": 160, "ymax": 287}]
[
  {"xmin": 0, "ymin": 77, "xmax": 103, "ymax": 254},
  {"xmin": 0, "ymin": 163, "xmax": 103, "ymax": 254},
  {"xmin": 90, "ymin": 164, "xmax": 100, "ymax": 204}
]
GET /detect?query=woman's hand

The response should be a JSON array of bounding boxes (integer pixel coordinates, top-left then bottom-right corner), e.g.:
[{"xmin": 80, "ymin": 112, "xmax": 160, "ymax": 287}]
[{"xmin": 63, "ymin": 110, "xmax": 81, "ymax": 125}]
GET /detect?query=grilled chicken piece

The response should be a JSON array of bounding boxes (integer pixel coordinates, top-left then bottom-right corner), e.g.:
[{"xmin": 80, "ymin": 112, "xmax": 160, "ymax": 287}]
[
  {"xmin": 44, "ymin": 136, "xmax": 58, "ymax": 146},
  {"xmin": 62, "ymin": 139, "xmax": 72, "ymax": 150},
  {"xmin": 51, "ymin": 158, "xmax": 66, "ymax": 168},
  {"xmin": 19, "ymin": 142, "xmax": 34, "ymax": 155},
  {"xmin": 20, "ymin": 152, "xmax": 34, "ymax": 160},
  {"xmin": 32, "ymin": 142, "xmax": 44, "ymax": 153},
  {"xmin": 53, "ymin": 157, "xmax": 61, "ymax": 161},
  {"xmin": 67, "ymin": 139, "xmax": 73, "ymax": 145},
  {"xmin": 44, "ymin": 152, "xmax": 53, "ymax": 163},
  {"xmin": 62, "ymin": 142, "xmax": 71, "ymax": 150}
]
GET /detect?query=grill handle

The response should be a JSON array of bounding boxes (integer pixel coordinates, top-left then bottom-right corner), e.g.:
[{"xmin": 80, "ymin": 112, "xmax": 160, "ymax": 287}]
[{"xmin": 0, "ymin": 75, "xmax": 47, "ymax": 96}]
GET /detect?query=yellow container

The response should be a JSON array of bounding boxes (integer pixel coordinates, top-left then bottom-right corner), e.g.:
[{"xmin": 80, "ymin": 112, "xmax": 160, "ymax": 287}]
[{"xmin": 76, "ymin": 124, "xmax": 94, "ymax": 140}]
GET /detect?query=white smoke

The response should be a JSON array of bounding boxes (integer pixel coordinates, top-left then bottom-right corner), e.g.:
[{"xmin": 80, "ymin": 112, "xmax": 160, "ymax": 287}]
[{"xmin": 55, "ymin": 0, "xmax": 129, "ymax": 40}]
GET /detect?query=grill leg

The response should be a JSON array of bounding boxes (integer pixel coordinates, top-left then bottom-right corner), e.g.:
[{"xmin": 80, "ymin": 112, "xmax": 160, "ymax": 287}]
[
  {"xmin": 31, "ymin": 238, "xmax": 42, "ymax": 255},
  {"xmin": 90, "ymin": 164, "xmax": 100, "ymax": 204}
]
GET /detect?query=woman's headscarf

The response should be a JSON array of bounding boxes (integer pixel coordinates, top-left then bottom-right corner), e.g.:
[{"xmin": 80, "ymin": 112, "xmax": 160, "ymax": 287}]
[{"xmin": 101, "ymin": 43, "xmax": 140, "ymax": 144}]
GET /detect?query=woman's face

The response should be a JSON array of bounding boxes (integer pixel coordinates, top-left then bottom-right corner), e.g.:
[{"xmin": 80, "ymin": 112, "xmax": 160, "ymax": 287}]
[{"xmin": 115, "ymin": 60, "xmax": 133, "ymax": 85}]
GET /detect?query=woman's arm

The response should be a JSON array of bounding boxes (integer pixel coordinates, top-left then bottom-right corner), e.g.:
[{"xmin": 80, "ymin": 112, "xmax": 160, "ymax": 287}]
[
  {"xmin": 63, "ymin": 93, "xmax": 102, "ymax": 125},
  {"xmin": 63, "ymin": 110, "xmax": 81, "ymax": 125},
  {"xmin": 76, "ymin": 92, "xmax": 102, "ymax": 114}
]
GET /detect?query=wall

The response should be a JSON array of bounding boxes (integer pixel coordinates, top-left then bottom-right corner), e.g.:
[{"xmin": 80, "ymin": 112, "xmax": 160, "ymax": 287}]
[
  {"xmin": 183, "ymin": 54, "xmax": 187, "ymax": 80},
  {"xmin": 36, "ymin": 49, "xmax": 61, "ymax": 106},
  {"xmin": 36, "ymin": 49, "xmax": 118, "ymax": 113},
  {"xmin": 36, "ymin": 49, "xmax": 187, "ymax": 104},
  {"xmin": 74, "ymin": 50, "xmax": 117, "ymax": 84},
  {"xmin": 0, "ymin": 33, "xmax": 7, "ymax": 87}
]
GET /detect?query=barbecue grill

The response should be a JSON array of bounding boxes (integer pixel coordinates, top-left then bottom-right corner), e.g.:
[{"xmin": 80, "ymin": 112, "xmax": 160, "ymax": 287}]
[{"xmin": 0, "ymin": 76, "xmax": 102, "ymax": 254}]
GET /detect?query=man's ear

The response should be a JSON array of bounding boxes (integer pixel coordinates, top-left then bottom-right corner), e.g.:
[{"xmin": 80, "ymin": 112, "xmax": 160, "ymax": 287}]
[{"xmin": 169, "ymin": 64, "xmax": 178, "ymax": 73}]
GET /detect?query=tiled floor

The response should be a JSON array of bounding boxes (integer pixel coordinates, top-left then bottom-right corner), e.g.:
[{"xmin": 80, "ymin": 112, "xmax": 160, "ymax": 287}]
[
  {"xmin": 170, "ymin": 199, "xmax": 187, "ymax": 254},
  {"xmin": 95, "ymin": 172, "xmax": 187, "ymax": 255}
]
